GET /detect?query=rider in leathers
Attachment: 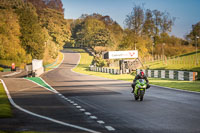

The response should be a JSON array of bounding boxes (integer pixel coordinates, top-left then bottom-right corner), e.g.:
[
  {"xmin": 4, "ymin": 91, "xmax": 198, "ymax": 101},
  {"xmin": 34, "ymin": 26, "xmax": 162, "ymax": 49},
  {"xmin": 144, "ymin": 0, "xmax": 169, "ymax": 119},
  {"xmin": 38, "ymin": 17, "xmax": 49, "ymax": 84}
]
[{"xmin": 131, "ymin": 71, "xmax": 150, "ymax": 93}]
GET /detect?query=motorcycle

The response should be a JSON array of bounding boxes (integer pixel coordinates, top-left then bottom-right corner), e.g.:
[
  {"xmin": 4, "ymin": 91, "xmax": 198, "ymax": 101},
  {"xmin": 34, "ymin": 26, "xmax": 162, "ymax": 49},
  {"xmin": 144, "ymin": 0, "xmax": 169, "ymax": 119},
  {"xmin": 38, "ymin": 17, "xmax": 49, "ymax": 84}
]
[{"xmin": 134, "ymin": 79, "xmax": 147, "ymax": 101}]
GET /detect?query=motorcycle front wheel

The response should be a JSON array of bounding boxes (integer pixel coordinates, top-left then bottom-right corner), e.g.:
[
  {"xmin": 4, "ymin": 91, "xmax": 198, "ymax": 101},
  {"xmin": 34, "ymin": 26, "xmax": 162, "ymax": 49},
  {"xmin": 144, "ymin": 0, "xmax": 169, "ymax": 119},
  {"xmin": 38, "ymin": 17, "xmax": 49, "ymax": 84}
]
[{"xmin": 139, "ymin": 90, "xmax": 144, "ymax": 101}]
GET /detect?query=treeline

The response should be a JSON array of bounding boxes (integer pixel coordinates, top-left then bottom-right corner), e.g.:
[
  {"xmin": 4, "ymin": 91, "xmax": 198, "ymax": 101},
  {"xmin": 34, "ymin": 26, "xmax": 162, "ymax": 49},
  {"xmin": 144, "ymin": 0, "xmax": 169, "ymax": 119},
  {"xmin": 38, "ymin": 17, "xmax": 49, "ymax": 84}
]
[
  {"xmin": 0, "ymin": 1, "xmax": 199, "ymax": 68},
  {"xmin": 70, "ymin": 5, "xmax": 199, "ymax": 60},
  {"xmin": 70, "ymin": 13, "xmax": 123, "ymax": 51},
  {"xmin": 0, "ymin": 0, "xmax": 71, "ymax": 66}
]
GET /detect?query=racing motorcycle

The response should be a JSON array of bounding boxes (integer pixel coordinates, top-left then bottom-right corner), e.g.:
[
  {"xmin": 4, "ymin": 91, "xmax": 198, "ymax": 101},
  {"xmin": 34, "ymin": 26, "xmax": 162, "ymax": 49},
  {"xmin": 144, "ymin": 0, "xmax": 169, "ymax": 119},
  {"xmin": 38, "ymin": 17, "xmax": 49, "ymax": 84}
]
[{"xmin": 134, "ymin": 79, "xmax": 147, "ymax": 101}]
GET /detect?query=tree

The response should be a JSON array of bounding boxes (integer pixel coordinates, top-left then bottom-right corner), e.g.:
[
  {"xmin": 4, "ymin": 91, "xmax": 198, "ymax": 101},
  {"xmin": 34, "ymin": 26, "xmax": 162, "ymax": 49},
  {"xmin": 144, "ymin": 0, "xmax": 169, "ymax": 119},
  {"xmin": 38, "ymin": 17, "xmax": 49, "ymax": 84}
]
[
  {"xmin": 71, "ymin": 15, "xmax": 116, "ymax": 48},
  {"xmin": 17, "ymin": 2, "xmax": 46, "ymax": 59},
  {"xmin": 123, "ymin": 4, "xmax": 176, "ymax": 57},
  {"xmin": 125, "ymin": 5, "xmax": 144, "ymax": 35},
  {"xmin": 143, "ymin": 9, "xmax": 155, "ymax": 37},
  {"xmin": 0, "ymin": 9, "xmax": 27, "ymax": 62},
  {"xmin": 160, "ymin": 12, "xmax": 175, "ymax": 34},
  {"xmin": 186, "ymin": 21, "xmax": 200, "ymax": 45}
]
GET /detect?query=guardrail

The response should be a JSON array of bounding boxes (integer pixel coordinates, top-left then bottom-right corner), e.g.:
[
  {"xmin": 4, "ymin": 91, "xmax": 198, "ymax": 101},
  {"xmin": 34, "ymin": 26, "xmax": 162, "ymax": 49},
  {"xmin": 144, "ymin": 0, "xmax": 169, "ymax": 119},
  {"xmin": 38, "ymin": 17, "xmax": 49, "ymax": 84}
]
[
  {"xmin": 136, "ymin": 69, "xmax": 198, "ymax": 81},
  {"xmin": 89, "ymin": 66, "xmax": 121, "ymax": 75}
]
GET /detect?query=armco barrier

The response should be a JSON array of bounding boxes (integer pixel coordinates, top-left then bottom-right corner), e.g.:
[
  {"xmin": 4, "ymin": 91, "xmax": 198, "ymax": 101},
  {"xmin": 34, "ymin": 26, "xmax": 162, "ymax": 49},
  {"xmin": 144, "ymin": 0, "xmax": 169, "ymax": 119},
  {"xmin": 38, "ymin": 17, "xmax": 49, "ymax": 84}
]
[
  {"xmin": 89, "ymin": 66, "xmax": 121, "ymax": 75},
  {"xmin": 137, "ymin": 69, "xmax": 198, "ymax": 81}
]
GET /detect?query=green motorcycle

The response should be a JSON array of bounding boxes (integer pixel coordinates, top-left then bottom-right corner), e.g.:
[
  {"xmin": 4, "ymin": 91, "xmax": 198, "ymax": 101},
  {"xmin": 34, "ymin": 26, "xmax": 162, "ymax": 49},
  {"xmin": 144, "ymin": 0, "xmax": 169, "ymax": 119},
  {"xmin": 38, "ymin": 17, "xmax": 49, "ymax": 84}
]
[{"xmin": 134, "ymin": 79, "xmax": 147, "ymax": 101}]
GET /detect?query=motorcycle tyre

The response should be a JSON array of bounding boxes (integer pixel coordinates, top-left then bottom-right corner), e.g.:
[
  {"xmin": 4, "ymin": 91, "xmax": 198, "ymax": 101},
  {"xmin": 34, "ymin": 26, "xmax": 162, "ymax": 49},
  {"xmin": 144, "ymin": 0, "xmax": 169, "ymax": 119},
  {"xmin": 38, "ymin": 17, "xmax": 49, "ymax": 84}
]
[
  {"xmin": 134, "ymin": 94, "xmax": 139, "ymax": 100},
  {"xmin": 140, "ymin": 90, "xmax": 144, "ymax": 101}
]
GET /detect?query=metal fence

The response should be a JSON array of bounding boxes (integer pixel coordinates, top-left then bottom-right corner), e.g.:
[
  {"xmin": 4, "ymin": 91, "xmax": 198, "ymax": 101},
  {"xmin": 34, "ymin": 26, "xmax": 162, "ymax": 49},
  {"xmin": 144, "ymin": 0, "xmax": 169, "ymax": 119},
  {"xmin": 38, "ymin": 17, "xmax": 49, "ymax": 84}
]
[{"xmin": 89, "ymin": 66, "xmax": 121, "ymax": 75}]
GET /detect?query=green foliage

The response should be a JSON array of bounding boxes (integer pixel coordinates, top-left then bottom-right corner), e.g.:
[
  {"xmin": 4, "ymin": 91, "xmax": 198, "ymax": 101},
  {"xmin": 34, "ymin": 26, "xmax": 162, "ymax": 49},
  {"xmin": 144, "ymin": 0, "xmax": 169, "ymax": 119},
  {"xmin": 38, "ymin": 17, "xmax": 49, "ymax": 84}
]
[
  {"xmin": 186, "ymin": 21, "xmax": 200, "ymax": 45},
  {"xmin": 71, "ymin": 13, "xmax": 123, "ymax": 50},
  {"xmin": 119, "ymin": 29, "xmax": 152, "ymax": 58},
  {"xmin": 0, "ymin": 8, "xmax": 27, "ymax": 62},
  {"xmin": 0, "ymin": 67, "xmax": 3, "ymax": 72},
  {"xmin": 16, "ymin": 3, "xmax": 46, "ymax": 59},
  {"xmin": 121, "ymin": 4, "xmax": 193, "ymax": 58},
  {"xmin": 0, "ymin": 83, "xmax": 12, "ymax": 118},
  {"xmin": 38, "ymin": 8, "xmax": 71, "ymax": 49},
  {"xmin": 93, "ymin": 56, "xmax": 107, "ymax": 67},
  {"xmin": 0, "ymin": 0, "xmax": 70, "ymax": 66}
]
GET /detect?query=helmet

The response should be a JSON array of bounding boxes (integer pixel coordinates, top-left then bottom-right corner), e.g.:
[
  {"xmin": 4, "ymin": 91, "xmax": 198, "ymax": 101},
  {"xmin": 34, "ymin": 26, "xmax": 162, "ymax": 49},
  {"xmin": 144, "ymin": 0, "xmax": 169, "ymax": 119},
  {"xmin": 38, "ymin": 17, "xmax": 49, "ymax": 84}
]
[{"xmin": 140, "ymin": 71, "xmax": 144, "ymax": 78}]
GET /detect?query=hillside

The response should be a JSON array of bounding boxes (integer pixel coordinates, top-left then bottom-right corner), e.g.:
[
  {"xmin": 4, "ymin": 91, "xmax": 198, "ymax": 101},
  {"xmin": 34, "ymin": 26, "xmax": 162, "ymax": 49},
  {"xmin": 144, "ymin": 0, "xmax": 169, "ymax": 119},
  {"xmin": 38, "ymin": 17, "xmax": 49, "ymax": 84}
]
[{"xmin": 143, "ymin": 50, "xmax": 200, "ymax": 72}]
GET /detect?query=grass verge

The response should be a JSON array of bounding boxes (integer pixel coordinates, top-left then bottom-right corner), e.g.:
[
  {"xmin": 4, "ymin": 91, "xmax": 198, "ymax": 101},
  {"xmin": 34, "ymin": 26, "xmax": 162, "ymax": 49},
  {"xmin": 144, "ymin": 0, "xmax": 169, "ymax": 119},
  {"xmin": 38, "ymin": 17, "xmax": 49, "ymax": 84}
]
[
  {"xmin": 44, "ymin": 52, "xmax": 64, "ymax": 72},
  {"xmin": 0, "ymin": 81, "xmax": 47, "ymax": 133},
  {"xmin": 150, "ymin": 78, "xmax": 200, "ymax": 92},
  {"xmin": 68, "ymin": 48, "xmax": 200, "ymax": 92},
  {"xmin": 0, "ymin": 82, "xmax": 12, "ymax": 118},
  {"xmin": 24, "ymin": 77, "xmax": 53, "ymax": 91}
]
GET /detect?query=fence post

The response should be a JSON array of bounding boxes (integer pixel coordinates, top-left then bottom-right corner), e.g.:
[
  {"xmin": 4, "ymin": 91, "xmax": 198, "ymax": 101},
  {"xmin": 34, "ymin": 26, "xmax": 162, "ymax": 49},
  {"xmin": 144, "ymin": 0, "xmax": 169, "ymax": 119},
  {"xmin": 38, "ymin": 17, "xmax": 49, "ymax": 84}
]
[
  {"xmin": 154, "ymin": 70, "xmax": 158, "ymax": 78},
  {"xmin": 178, "ymin": 71, "xmax": 184, "ymax": 80},
  {"xmin": 161, "ymin": 70, "xmax": 165, "ymax": 79},
  {"xmin": 169, "ymin": 70, "xmax": 174, "ymax": 79},
  {"xmin": 148, "ymin": 70, "xmax": 151, "ymax": 77}
]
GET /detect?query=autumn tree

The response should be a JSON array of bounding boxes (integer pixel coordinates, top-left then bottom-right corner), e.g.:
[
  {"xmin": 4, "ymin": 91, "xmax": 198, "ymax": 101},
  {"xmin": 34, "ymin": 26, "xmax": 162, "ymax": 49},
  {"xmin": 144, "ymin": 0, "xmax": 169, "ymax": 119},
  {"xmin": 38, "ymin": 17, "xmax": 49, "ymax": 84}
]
[
  {"xmin": 122, "ymin": 4, "xmax": 176, "ymax": 57},
  {"xmin": 16, "ymin": 2, "xmax": 46, "ymax": 59},
  {"xmin": 71, "ymin": 14, "xmax": 122, "ymax": 49},
  {"xmin": 125, "ymin": 5, "xmax": 144, "ymax": 36},
  {"xmin": 143, "ymin": 9, "xmax": 154, "ymax": 37},
  {"xmin": 0, "ymin": 8, "xmax": 27, "ymax": 62},
  {"xmin": 186, "ymin": 21, "xmax": 200, "ymax": 45}
]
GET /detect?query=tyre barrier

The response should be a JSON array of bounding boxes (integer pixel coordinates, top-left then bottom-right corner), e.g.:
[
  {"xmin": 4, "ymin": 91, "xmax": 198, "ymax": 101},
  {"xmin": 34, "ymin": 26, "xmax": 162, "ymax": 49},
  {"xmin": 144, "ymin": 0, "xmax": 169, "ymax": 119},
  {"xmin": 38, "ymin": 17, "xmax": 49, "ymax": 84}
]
[{"xmin": 137, "ymin": 69, "xmax": 198, "ymax": 81}]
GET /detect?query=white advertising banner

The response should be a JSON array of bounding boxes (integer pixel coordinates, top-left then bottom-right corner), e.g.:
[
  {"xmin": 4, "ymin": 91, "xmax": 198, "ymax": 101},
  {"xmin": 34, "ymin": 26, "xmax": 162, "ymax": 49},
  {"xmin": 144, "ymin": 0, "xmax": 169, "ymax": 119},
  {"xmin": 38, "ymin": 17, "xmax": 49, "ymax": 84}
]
[
  {"xmin": 32, "ymin": 59, "xmax": 43, "ymax": 71},
  {"xmin": 108, "ymin": 50, "xmax": 138, "ymax": 59}
]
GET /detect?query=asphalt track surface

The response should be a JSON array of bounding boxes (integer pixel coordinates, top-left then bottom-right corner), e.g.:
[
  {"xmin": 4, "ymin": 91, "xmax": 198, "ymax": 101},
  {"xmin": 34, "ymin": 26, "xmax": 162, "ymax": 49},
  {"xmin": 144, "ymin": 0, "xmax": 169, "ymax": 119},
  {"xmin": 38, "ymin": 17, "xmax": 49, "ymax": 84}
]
[{"xmin": 1, "ymin": 49, "xmax": 200, "ymax": 133}]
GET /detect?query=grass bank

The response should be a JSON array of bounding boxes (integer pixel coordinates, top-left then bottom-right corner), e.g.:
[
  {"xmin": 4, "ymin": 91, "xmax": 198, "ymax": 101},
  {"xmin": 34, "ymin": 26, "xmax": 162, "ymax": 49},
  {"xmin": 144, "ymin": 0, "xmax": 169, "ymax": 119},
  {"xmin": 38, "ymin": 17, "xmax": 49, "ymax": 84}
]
[
  {"xmin": 0, "ymin": 82, "xmax": 47, "ymax": 133},
  {"xmin": 44, "ymin": 52, "xmax": 64, "ymax": 72},
  {"xmin": 0, "ymin": 82, "xmax": 12, "ymax": 118},
  {"xmin": 68, "ymin": 48, "xmax": 200, "ymax": 92},
  {"xmin": 143, "ymin": 50, "xmax": 200, "ymax": 72}
]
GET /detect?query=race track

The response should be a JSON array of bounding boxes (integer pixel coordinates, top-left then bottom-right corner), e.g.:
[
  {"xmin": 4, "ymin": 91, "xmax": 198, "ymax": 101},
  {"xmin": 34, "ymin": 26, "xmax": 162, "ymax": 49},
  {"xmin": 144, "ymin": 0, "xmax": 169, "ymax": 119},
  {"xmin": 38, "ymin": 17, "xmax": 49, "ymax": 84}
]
[{"xmin": 2, "ymin": 49, "xmax": 200, "ymax": 133}]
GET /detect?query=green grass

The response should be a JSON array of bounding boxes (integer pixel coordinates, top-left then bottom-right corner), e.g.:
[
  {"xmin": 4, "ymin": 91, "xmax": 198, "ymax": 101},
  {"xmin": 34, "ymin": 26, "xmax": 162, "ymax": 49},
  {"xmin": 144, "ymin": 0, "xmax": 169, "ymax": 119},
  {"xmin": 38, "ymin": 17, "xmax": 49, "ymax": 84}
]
[
  {"xmin": 44, "ymin": 52, "xmax": 64, "ymax": 72},
  {"xmin": 143, "ymin": 50, "xmax": 200, "ymax": 72},
  {"xmin": 149, "ymin": 78, "xmax": 200, "ymax": 92},
  {"xmin": 0, "ymin": 82, "xmax": 47, "ymax": 133},
  {"xmin": 0, "ymin": 67, "xmax": 3, "ymax": 72},
  {"xmin": 68, "ymin": 48, "xmax": 200, "ymax": 92},
  {"xmin": 24, "ymin": 77, "xmax": 54, "ymax": 91},
  {"xmin": 0, "ymin": 83, "xmax": 12, "ymax": 118}
]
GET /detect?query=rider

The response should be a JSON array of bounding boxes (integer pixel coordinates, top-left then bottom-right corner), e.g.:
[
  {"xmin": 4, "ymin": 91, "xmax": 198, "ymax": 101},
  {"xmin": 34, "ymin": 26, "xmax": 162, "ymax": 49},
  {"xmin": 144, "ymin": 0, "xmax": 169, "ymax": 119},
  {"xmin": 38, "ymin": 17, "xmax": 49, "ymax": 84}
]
[{"xmin": 131, "ymin": 71, "xmax": 150, "ymax": 93}]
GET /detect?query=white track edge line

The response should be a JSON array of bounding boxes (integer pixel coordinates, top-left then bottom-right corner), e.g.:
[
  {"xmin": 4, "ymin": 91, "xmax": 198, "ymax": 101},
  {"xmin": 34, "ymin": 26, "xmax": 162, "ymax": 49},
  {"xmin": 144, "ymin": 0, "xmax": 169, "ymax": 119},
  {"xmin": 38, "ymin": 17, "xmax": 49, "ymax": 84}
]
[
  {"xmin": 0, "ymin": 79, "xmax": 101, "ymax": 133},
  {"xmin": 2, "ymin": 70, "xmax": 22, "ymax": 77}
]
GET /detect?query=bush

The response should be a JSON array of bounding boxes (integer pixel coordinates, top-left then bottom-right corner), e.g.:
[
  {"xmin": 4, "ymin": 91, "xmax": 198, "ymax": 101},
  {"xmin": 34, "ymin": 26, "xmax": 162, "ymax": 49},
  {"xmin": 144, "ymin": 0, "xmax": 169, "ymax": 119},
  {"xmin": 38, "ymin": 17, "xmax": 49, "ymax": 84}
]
[
  {"xmin": 131, "ymin": 71, "xmax": 136, "ymax": 76},
  {"xmin": 93, "ymin": 56, "xmax": 107, "ymax": 67}
]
